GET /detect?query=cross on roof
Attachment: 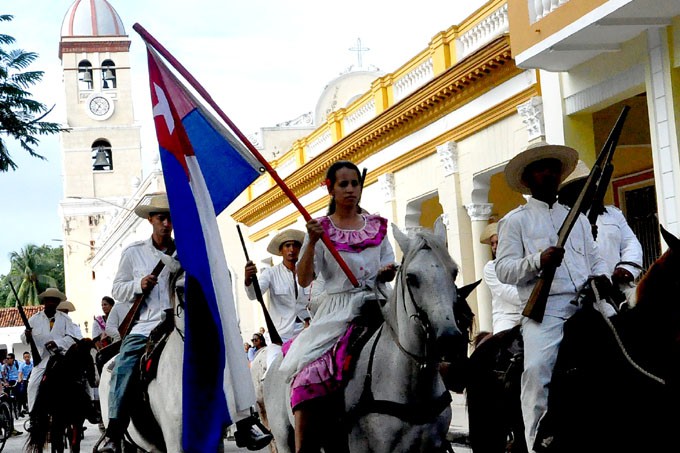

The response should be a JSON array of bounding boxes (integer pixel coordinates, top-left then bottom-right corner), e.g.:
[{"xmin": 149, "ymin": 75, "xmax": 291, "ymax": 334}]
[{"xmin": 349, "ymin": 38, "xmax": 370, "ymax": 69}]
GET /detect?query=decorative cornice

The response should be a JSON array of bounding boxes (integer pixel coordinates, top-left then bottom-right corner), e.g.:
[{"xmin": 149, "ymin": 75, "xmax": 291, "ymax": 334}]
[
  {"xmin": 59, "ymin": 40, "xmax": 131, "ymax": 56},
  {"xmin": 465, "ymin": 203, "xmax": 493, "ymax": 221},
  {"xmin": 437, "ymin": 141, "xmax": 458, "ymax": 176},
  {"xmin": 379, "ymin": 173, "xmax": 396, "ymax": 202},
  {"xmin": 234, "ymin": 35, "xmax": 520, "ymax": 227}
]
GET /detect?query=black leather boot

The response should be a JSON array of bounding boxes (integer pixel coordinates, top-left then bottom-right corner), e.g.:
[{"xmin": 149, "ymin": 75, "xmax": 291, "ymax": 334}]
[
  {"xmin": 234, "ymin": 414, "xmax": 273, "ymax": 451},
  {"xmin": 95, "ymin": 418, "xmax": 123, "ymax": 453}
]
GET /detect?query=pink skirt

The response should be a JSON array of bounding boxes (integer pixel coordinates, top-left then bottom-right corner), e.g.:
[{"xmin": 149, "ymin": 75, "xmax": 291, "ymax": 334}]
[{"xmin": 284, "ymin": 324, "xmax": 355, "ymax": 409}]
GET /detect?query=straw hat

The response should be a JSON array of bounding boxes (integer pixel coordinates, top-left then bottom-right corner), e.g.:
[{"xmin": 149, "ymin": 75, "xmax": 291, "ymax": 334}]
[
  {"xmin": 480, "ymin": 223, "xmax": 498, "ymax": 245},
  {"xmin": 57, "ymin": 300, "xmax": 76, "ymax": 312},
  {"xmin": 558, "ymin": 160, "xmax": 590, "ymax": 190},
  {"xmin": 38, "ymin": 288, "xmax": 67, "ymax": 303},
  {"xmin": 267, "ymin": 229, "xmax": 305, "ymax": 256},
  {"xmin": 505, "ymin": 141, "xmax": 579, "ymax": 194},
  {"xmin": 134, "ymin": 192, "xmax": 170, "ymax": 218}
]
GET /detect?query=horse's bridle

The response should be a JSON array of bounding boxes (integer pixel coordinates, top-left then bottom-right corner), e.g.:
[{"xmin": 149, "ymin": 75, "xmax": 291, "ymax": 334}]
[
  {"xmin": 348, "ymin": 258, "xmax": 454, "ymax": 428},
  {"xmin": 381, "ymin": 256, "xmax": 446, "ymax": 369},
  {"xmin": 173, "ymin": 285, "xmax": 186, "ymax": 342}
]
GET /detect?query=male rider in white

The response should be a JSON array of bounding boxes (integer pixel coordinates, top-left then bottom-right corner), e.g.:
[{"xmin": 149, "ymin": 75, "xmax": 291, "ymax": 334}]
[
  {"xmin": 244, "ymin": 229, "xmax": 310, "ymax": 344},
  {"xmin": 22, "ymin": 288, "xmax": 82, "ymax": 413},
  {"xmin": 495, "ymin": 143, "xmax": 609, "ymax": 451}
]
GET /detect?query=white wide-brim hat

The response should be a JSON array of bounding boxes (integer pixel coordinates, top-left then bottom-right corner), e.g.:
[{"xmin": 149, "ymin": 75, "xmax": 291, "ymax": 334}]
[
  {"xmin": 134, "ymin": 192, "xmax": 170, "ymax": 218},
  {"xmin": 267, "ymin": 229, "xmax": 305, "ymax": 256},
  {"xmin": 57, "ymin": 300, "xmax": 76, "ymax": 312},
  {"xmin": 558, "ymin": 160, "xmax": 590, "ymax": 191},
  {"xmin": 38, "ymin": 288, "xmax": 67, "ymax": 303},
  {"xmin": 480, "ymin": 222, "xmax": 498, "ymax": 245},
  {"xmin": 505, "ymin": 141, "xmax": 579, "ymax": 194}
]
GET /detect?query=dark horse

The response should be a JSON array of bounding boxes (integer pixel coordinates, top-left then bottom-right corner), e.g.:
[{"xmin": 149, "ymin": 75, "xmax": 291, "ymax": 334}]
[
  {"xmin": 466, "ymin": 225, "xmax": 680, "ymax": 453},
  {"xmin": 26, "ymin": 337, "xmax": 98, "ymax": 453}
]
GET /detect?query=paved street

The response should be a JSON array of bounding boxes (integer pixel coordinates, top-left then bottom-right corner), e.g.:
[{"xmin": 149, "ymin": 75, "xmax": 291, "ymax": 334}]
[
  {"xmin": 1, "ymin": 395, "xmax": 471, "ymax": 452},
  {"xmin": 0, "ymin": 418, "xmax": 270, "ymax": 452}
]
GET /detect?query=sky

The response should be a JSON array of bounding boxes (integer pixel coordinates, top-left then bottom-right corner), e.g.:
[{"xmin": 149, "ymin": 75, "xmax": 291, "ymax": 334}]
[{"xmin": 0, "ymin": 0, "xmax": 483, "ymax": 275}]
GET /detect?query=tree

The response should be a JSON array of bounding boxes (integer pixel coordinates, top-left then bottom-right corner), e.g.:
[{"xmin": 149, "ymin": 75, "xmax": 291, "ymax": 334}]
[
  {"xmin": 3, "ymin": 243, "xmax": 64, "ymax": 307},
  {"xmin": 0, "ymin": 14, "xmax": 63, "ymax": 172}
]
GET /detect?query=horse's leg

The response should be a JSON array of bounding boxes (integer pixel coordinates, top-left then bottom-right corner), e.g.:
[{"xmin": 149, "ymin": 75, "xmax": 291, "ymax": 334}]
[
  {"xmin": 49, "ymin": 418, "xmax": 65, "ymax": 453},
  {"xmin": 67, "ymin": 418, "xmax": 85, "ymax": 453}
]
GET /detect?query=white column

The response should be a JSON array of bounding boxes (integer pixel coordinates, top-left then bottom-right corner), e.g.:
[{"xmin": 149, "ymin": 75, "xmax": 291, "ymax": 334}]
[
  {"xmin": 646, "ymin": 28, "xmax": 680, "ymax": 238},
  {"xmin": 465, "ymin": 203, "xmax": 494, "ymax": 333}
]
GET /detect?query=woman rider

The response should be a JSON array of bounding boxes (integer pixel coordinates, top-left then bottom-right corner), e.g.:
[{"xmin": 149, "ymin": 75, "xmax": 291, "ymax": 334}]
[{"xmin": 279, "ymin": 160, "xmax": 397, "ymax": 452}]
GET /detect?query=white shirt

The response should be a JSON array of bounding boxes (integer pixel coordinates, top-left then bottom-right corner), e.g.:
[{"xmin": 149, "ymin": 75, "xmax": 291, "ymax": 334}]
[
  {"xmin": 496, "ymin": 197, "xmax": 609, "ymax": 318},
  {"xmin": 245, "ymin": 262, "xmax": 310, "ymax": 342},
  {"xmin": 20, "ymin": 311, "xmax": 83, "ymax": 364},
  {"xmin": 483, "ymin": 259, "xmax": 522, "ymax": 333},
  {"xmin": 112, "ymin": 238, "xmax": 179, "ymax": 337},
  {"xmin": 104, "ymin": 301, "xmax": 132, "ymax": 342},
  {"xmin": 595, "ymin": 206, "xmax": 643, "ymax": 278}
]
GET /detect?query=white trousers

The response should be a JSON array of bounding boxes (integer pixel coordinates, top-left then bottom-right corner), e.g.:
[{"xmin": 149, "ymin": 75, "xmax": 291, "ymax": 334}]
[
  {"xmin": 27, "ymin": 362, "xmax": 47, "ymax": 412},
  {"xmin": 520, "ymin": 315, "xmax": 566, "ymax": 451}
]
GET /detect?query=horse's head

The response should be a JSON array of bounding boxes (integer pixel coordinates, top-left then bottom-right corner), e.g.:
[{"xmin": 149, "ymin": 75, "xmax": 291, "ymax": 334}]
[
  {"xmin": 389, "ymin": 225, "xmax": 469, "ymax": 366},
  {"xmin": 636, "ymin": 225, "xmax": 680, "ymax": 308}
]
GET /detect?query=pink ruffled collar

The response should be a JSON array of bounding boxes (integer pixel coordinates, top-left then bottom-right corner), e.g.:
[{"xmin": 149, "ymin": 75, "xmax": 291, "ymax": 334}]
[{"xmin": 318, "ymin": 214, "xmax": 388, "ymax": 252}]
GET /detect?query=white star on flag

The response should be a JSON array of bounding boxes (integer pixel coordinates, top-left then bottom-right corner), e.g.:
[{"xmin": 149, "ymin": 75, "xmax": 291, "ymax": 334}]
[{"xmin": 152, "ymin": 82, "xmax": 174, "ymax": 134}]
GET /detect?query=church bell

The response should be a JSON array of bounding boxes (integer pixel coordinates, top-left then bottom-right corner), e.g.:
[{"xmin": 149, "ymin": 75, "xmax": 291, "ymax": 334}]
[{"xmin": 92, "ymin": 148, "xmax": 111, "ymax": 170}]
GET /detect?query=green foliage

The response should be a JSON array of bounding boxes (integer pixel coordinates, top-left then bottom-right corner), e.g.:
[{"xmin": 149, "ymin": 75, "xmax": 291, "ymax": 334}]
[
  {"xmin": 0, "ymin": 14, "xmax": 64, "ymax": 172},
  {"xmin": 1, "ymin": 243, "xmax": 64, "ymax": 307}
]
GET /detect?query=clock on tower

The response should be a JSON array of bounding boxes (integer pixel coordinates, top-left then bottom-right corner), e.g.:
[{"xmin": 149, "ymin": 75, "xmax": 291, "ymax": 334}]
[{"xmin": 85, "ymin": 92, "xmax": 114, "ymax": 120}]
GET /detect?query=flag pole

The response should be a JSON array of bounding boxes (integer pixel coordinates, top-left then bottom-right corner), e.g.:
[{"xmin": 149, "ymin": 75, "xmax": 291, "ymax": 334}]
[{"xmin": 133, "ymin": 23, "xmax": 359, "ymax": 288}]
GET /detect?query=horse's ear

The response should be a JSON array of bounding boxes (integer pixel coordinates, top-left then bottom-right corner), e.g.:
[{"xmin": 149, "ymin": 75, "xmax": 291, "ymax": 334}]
[
  {"xmin": 459, "ymin": 279, "xmax": 482, "ymax": 300},
  {"xmin": 660, "ymin": 225, "xmax": 680, "ymax": 252},
  {"xmin": 392, "ymin": 223, "xmax": 411, "ymax": 256}
]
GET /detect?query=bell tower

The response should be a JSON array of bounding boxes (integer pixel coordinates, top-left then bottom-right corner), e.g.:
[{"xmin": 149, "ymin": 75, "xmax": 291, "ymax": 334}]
[{"xmin": 58, "ymin": 0, "xmax": 142, "ymax": 331}]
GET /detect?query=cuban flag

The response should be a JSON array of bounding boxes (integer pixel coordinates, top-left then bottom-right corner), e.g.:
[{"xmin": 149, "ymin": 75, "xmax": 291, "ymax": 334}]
[{"xmin": 145, "ymin": 47, "xmax": 264, "ymax": 452}]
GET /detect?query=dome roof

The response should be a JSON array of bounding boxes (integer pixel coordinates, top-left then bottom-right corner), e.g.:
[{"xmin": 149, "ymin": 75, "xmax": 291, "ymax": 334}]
[
  {"xmin": 315, "ymin": 70, "xmax": 384, "ymax": 125},
  {"xmin": 61, "ymin": 0, "xmax": 126, "ymax": 37}
]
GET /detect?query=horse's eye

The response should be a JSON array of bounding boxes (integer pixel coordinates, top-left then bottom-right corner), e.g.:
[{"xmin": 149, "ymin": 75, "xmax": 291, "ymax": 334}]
[{"xmin": 405, "ymin": 273, "xmax": 420, "ymax": 288}]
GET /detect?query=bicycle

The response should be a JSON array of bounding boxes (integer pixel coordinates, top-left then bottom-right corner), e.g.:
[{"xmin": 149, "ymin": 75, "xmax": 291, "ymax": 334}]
[{"xmin": 0, "ymin": 392, "xmax": 15, "ymax": 452}]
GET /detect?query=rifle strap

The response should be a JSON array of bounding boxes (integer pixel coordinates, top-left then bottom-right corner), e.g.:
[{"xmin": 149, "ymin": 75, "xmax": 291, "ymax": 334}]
[{"xmin": 120, "ymin": 241, "xmax": 177, "ymax": 339}]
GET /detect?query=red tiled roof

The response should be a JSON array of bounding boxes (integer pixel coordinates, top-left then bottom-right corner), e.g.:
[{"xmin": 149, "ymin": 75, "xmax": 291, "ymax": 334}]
[{"xmin": 0, "ymin": 306, "xmax": 44, "ymax": 328}]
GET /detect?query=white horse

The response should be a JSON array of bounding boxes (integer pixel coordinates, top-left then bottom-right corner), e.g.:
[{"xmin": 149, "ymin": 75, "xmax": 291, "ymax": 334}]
[
  {"xmin": 263, "ymin": 225, "xmax": 477, "ymax": 452},
  {"xmin": 251, "ymin": 347, "xmax": 279, "ymax": 453},
  {"xmin": 98, "ymin": 273, "xmax": 185, "ymax": 452}
]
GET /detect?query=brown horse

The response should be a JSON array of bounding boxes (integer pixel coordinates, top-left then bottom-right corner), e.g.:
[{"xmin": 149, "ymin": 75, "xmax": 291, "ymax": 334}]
[{"xmin": 466, "ymin": 225, "xmax": 680, "ymax": 453}]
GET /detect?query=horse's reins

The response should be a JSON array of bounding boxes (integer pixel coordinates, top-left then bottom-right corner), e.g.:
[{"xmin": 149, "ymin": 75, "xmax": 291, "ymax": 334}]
[
  {"xmin": 590, "ymin": 280, "xmax": 665, "ymax": 385},
  {"xmin": 347, "ymin": 324, "xmax": 452, "ymax": 426},
  {"xmin": 173, "ymin": 284, "xmax": 186, "ymax": 342}
]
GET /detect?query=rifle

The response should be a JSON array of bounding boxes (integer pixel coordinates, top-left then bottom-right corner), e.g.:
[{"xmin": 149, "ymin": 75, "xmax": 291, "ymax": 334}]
[
  {"xmin": 522, "ymin": 106, "xmax": 630, "ymax": 322},
  {"xmin": 9, "ymin": 282, "xmax": 42, "ymax": 366},
  {"xmin": 237, "ymin": 224, "xmax": 283, "ymax": 346},
  {"xmin": 587, "ymin": 106, "xmax": 631, "ymax": 238},
  {"xmin": 118, "ymin": 241, "xmax": 176, "ymax": 339}
]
